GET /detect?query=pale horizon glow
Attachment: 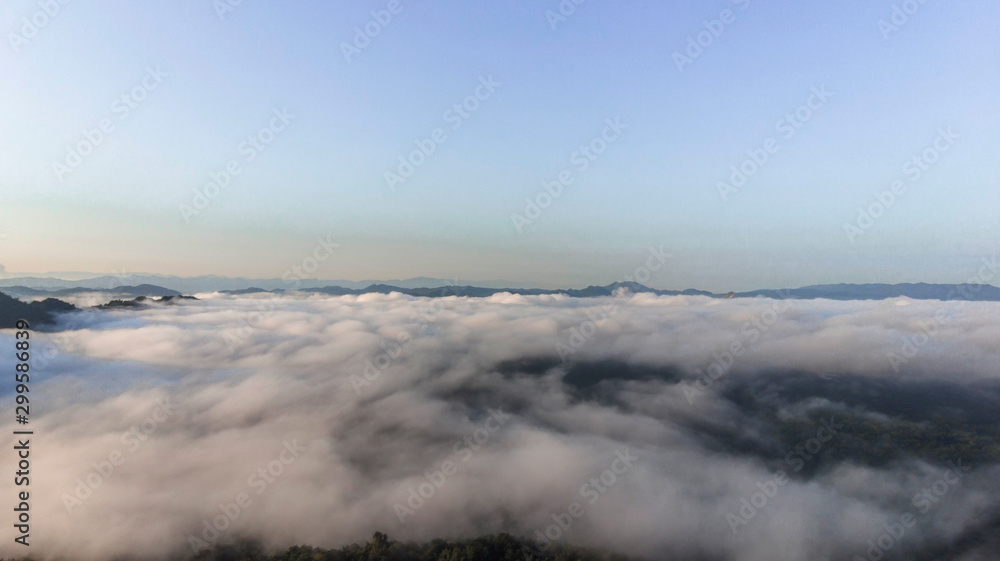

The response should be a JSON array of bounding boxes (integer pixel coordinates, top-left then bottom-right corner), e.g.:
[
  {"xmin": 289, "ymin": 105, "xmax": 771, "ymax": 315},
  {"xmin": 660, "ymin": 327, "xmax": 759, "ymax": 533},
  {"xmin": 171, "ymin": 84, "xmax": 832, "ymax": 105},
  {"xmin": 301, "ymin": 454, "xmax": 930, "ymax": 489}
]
[{"xmin": 1, "ymin": 1, "xmax": 998, "ymax": 291}]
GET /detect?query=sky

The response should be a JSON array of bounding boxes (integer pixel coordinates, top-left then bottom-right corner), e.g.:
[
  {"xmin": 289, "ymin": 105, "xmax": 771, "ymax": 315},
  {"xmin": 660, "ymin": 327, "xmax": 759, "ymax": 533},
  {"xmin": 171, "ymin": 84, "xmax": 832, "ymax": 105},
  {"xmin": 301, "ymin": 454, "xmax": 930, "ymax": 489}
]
[{"xmin": 0, "ymin": 0, "xmax": 998, "ymax": 291}]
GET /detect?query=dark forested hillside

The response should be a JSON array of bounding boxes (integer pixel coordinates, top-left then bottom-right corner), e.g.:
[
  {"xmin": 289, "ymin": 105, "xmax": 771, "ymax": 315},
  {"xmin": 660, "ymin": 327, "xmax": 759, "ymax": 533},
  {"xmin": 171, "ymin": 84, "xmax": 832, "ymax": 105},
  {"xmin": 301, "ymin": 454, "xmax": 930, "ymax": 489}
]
[
  {"xmin": 190, "ymin": 533, "xmax": 640, "ymax": 561},
  {"xmin": 0, "ymin": 290, "xmax": 76, "ymax": 328}
]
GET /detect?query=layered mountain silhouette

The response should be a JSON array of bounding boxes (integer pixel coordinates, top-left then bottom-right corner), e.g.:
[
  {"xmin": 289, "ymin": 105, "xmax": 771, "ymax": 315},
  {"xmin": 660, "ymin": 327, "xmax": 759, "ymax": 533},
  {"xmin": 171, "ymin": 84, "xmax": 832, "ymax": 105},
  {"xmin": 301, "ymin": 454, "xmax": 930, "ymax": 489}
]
[
  {"xmin": 2, "ymin": 281, "xmax": 998, "ymax": 330},
  {"xmin": 0, "ymin": 275, "xmax": 519, "ymax": 292},
  {"xmin": 3, "ymin": 274, "xmax": 999, "ymax": 302},
  {"xmin": 230, "ymin": 281, "xmax": 1000, "ymax": 301},
  {"xmin": 732, "ymin": 283, "xmax": 1000, "ymax": 301},
  {"xmin": 0, "ymin": 284, "xmax": 180, "ymax": 300}
]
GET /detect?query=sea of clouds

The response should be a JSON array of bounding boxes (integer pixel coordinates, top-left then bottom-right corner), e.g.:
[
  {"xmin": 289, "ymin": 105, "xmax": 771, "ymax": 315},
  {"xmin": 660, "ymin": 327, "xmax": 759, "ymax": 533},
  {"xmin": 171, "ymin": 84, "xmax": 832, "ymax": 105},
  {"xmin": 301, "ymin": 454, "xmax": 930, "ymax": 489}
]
[{"xmin": 1, "ymin": 292, "xmax": 998, "ymax": 561}]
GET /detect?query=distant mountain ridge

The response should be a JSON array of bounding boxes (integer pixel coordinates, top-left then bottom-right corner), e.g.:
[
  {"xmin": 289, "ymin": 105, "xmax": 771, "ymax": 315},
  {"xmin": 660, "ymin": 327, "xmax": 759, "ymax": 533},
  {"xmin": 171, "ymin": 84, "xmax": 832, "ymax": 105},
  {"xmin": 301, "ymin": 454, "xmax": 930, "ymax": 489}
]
[
  {"xmin": 2, "ymin": 282, "xmax": 999, "ymax": 328},
  {"xmin": 3, "ymin": 275, "xmax": 999, "ymax": 302},
  {"xmin": 0, "ymin": 275, "xmax": 538, "ymax": 292},
  {"xmin": 734, "ymin": 283, "xmax": 1000, "ymax": 301},
  {"xmin": 226, "ymin": 281, "xmax": 1000, "ymax": 301},
  {"xmin": 1, "ymin": 284, "xmax": 181, "ymax": 299}
]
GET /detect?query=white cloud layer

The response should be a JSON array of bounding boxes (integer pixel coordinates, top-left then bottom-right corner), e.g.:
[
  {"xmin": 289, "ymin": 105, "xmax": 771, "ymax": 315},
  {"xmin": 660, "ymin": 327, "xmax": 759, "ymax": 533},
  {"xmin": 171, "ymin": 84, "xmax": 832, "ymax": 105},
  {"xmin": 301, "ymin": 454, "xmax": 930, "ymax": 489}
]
[{"xmin": 1, "ymin": 292, "xmax": 998, "ymax": 560}]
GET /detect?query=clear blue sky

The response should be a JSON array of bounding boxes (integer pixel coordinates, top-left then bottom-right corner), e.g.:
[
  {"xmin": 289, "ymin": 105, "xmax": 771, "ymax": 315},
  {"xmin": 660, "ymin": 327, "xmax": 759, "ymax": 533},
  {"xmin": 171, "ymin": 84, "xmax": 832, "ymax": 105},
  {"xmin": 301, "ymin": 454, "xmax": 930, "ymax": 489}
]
[{"xmin": 1, "ymin": 0, "xmax": 997, "ymax": 291}]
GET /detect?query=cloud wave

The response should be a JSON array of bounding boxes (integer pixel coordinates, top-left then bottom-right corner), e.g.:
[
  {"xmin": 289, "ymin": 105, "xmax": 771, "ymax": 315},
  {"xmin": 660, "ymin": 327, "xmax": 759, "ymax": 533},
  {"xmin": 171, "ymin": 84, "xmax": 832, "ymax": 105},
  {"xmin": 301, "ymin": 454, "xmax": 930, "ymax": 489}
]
[{"xmin": 2, "ymin": 292, "xmax": 998, "ymax": 561}]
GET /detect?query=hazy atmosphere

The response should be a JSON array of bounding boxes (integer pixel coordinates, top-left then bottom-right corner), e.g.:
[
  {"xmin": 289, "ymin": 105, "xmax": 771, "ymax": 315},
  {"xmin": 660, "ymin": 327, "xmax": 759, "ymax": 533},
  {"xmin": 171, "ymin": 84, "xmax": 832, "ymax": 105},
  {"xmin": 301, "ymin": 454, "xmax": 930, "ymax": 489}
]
[{"xmin": 2, "ymin": 1, "xmax": 998, "ymax": 560}]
